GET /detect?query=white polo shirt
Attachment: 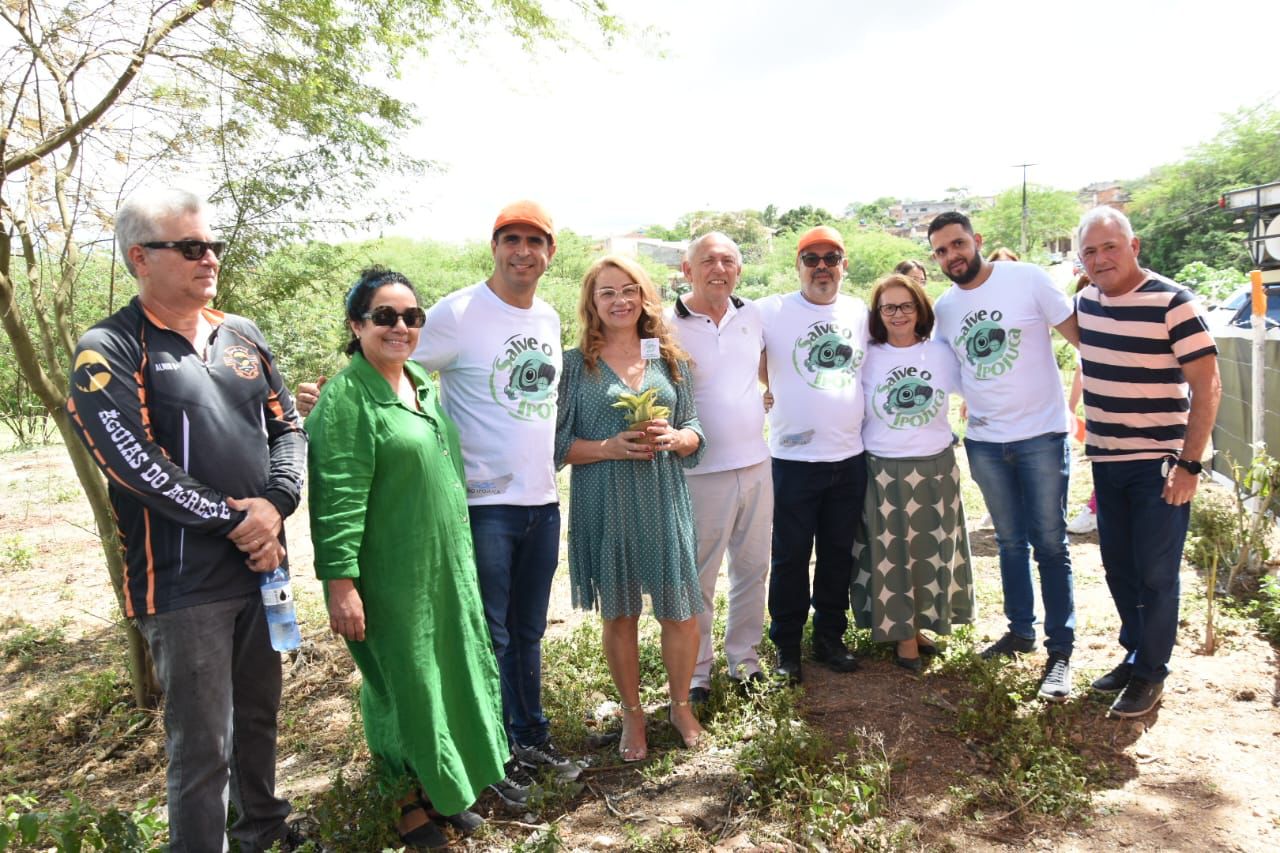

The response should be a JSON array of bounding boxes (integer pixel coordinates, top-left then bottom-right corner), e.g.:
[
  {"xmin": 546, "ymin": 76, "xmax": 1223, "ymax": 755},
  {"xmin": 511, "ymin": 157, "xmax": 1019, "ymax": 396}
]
[
  {"xmin": 758, "ymin": 290, "xmax": 870, "ymax": 462},
  {"xmin": 666, "ymin": 294, "xmax": 769, "ymax": 476}
]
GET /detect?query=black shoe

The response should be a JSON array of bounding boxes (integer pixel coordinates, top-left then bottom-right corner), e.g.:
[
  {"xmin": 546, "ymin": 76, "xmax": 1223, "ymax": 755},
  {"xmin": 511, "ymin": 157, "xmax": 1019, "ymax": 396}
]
[
  {"xmin": 514, "ymin": 738, "xmax": 582, "ymax": 782},
  {"xmin": 488, "ymin": 759, "xmax": 533, "ymax": 809},
  {"xmin": 979, "ymin": 632, "xmax": 1036, "ymax": 660},
  {"xmin": 1109, "ymin": 677, "xmax": 1163, "ymax": 718},
  {"xmin": 1037, "ymin": 652, "xmax": 1073, "ymax": 703},
  {"xmin": 774, "ymin": 647, "xmax": 803, "ymax": 685},
  {"xmin": 428, "ymin": 807, "xmax": 484, "ymax": 836},
  {"xmin": 688, "ymin": 685, "xmax": 711, "ymax": 705},
  {"xmin": 894, "ymin": 654, "xmax": 923, "ymax": 673},
  {"xmin": 398, "ymin": 802, "xmax": 449, "ymax": 851},
  {"xmin": 811, "ymin": 637, "xmax": 860, "ymax": 673},
  {"xmin": 1091, "ymin": 660, "xmax": 1133, "ymax": 693},
  {"xmin": 278, "ymin": 820, "xmax": 312, "ymax": 852},
  {"xmin": 730, "ymin": 671, "xmax": 768, "ymax": 696}
]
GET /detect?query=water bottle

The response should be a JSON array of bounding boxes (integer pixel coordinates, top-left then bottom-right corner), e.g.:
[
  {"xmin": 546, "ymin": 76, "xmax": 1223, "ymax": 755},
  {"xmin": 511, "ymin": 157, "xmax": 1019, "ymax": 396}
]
[{"xmin": 260, "ymin": 567, "xmax": 302, "ymax": 652}]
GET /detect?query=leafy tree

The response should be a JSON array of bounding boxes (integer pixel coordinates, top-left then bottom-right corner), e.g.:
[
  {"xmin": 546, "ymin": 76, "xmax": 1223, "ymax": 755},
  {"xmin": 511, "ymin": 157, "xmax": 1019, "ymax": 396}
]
[
  {"xmin": 675, "ymin": 209, "xmax": 771, "ymax": 260},
  {"xmin": 1128, "ymin": 104, "xmax": 1280, "ymax": 275},
  {"xmin": 971, "ymin": 185, "xmax": 1081, "ymax": 256},
  {"xmin": 845, "ymin": 197, "xmax": 899, "ymax": 229},
  {"xmin": 0, "ymin": 0, "xmax": 618, "ymax": 707},
  {"xmin": 775, "ymin": 205, "xmax": 835, "ymax": 234}
]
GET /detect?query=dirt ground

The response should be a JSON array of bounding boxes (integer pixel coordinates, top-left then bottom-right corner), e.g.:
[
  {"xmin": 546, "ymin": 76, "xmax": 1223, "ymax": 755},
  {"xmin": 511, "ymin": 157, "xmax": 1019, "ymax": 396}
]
[{"xmin": 2, "ymin": 442, "xmax": 1278, "ymax": 851}]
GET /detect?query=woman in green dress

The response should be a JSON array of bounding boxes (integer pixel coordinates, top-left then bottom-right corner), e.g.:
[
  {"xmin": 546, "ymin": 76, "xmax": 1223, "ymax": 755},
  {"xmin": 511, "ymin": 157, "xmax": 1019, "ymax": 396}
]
[
  {"xmin": 307, "ymin": 267, "xmax": 507, "ymax": 850},
  {"xmin": 554, "ymin": 254, "xmax": 706, "ymax": 762}
]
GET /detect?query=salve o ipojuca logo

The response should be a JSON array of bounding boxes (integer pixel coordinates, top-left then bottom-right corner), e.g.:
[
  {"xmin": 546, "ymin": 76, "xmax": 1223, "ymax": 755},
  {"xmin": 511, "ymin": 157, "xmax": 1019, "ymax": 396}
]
[
  {"xmin": 953, "ymin": 308, "xmax": 1021, "ymax": 379},
  {"xmin": 874, "ymin": 363, "xmax": 944, "ymax": 429},
  {"xmin": 490, "ymin": 333, "xmax": 558, "ymax": 421},
  {"xmin": 791, "ymin": 320, "xmax": 863, "ymax": 390}
]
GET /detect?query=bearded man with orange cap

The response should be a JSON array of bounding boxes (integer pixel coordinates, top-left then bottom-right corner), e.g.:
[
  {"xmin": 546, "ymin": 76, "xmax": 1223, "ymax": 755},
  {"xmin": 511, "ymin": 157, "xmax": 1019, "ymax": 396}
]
[{"xmin": 757, "ymin": 225, "xmax": 869, "ymax": 684}]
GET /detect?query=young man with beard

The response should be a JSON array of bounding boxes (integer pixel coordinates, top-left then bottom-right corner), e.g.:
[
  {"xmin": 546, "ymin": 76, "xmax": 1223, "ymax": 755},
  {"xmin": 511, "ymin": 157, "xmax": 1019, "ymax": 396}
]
[{"xmin": 928, "ymin": 212, "xmax": 1081, "ymax": 702}]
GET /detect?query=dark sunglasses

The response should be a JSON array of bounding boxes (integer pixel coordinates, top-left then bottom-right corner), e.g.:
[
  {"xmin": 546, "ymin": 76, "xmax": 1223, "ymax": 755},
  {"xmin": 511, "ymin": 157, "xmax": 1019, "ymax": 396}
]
[
  {"xmin": 141, "ymin": 240, "xmax": 226, "ymax": 260},
  {"xmin": 799, "ymin": 251, "xmax": 844, "ymax": 268},
  {"xmin": 363, "ymin": 305, "xmax": 426, "ymax": 328}
]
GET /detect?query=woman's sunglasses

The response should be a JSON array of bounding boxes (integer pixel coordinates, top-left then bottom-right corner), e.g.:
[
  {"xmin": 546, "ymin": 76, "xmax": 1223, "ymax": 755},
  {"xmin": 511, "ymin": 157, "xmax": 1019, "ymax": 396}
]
[{"xmin": 362, "ymin": 306, "xmax": 426, "ymax": 328}]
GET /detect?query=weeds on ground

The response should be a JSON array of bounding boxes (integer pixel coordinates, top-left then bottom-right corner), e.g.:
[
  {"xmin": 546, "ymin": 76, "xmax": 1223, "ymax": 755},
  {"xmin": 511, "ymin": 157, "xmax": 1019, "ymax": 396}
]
[
  {"xmin": 1248, "ymin": 575, "xmax": 1280, "ymax": 645},
  {"xmin": 732, "ymin": 684, "xmax": 892, "ymax": 847},
  {"xmin": 2, "ymin": 536, "xmax": 34, "ymax": 572},
  {"xmin": 307, "ymin": 766, "xmax": 404, "ymax": 852},
  {"xmin": 0, "ymin": 792, "xmax": 165, "ymax": 852},
  {"xmin": 510, "ymin": 820, "xmax": 564, "ymax": 853},
  {"xmin": 1, "ymin": 620, "xmax": 67, "ymax": 670},
  {"xmin": 937, "ymin": 635, "xmax": 1094, "ymax": 824}
]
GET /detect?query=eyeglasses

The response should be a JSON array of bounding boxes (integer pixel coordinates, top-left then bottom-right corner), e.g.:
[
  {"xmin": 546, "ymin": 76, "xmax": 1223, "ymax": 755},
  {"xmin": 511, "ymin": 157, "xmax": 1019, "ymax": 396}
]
[
  {"xmin": 799, "ymin": 252, "xmax": 844, "ymax": 268},
  {"xmin": 141, "ymin": 240, "xmax": 226, "ymax": 260},
  {"xmin": 595, "ymin": 284, "xmax": 642, "ymax": 302},
  {"xmin": 878, "ymin": 302, "xmax": 918, "ymax": 317},
  {"xmin": 363, "ymin": 306, "xmax": 426, "ymax": 328}
]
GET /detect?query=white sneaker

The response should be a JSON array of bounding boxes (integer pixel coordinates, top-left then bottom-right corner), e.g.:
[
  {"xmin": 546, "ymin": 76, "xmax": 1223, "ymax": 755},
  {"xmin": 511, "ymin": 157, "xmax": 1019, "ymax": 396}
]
[{"xmin": 1067, "ymin": 507, "xmax": 1097, "ymax": 534}]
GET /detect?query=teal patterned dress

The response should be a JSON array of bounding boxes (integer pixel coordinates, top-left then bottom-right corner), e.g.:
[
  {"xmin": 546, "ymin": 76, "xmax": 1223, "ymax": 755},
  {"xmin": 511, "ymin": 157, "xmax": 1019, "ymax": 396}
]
[{"xmin": 554, "ymin": 349, "xmax": 705, "ymax": 620}]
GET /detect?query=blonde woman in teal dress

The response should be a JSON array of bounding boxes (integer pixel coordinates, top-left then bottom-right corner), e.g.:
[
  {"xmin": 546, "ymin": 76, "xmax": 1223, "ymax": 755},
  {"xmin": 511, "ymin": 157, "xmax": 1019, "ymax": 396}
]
[
  {"xmin": 555, "ymin": 254, "xmax": 706, "ymax": 762},
  {"xmin": 307, "ymin": 268, "xmax": 507, "ymax": 850}
]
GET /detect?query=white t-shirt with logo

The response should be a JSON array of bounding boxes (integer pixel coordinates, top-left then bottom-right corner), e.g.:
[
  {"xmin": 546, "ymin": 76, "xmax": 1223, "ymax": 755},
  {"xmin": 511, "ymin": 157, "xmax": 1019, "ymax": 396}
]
[
  {"xmin": 413, "ymin": 281, "xmax": 561, "ymax": 506},
  {"xmin": 759, "ymin": 291, "xmax": 869, "ymax": 462},
  {"xmin": 666, "ymin": 296, "xmax": 769, "ymax": 475},
  {"xmin": 933, "ymin": 261, "xmax": 1072, "ymax": 443},
  {"xmin": 861, "ymin": 339, "xmax": 961, "ymax": 458}
]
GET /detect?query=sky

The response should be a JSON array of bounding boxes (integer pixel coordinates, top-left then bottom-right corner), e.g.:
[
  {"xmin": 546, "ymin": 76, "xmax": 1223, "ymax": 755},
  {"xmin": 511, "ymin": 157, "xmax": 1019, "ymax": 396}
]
[{"xmin": 375, "ymin": 0, "xmax": 1280, "ymax": 243}]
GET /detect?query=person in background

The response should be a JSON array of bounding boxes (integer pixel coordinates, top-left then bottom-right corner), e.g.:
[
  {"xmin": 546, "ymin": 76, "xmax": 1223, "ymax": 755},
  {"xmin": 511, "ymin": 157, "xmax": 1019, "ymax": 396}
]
[
  {"xmin": 894, "ymin": 259, "xmax": 928, "ymax": 287},
  {"xmin": 555, "ymin": 255, "xmax": 706, "ymax": 761},
  {"xmin": 1066, "ymin": 274, "xmax": 1099, "ymax": 535},
  {"xmin": 853, "ymin": 273, "xmax": 975, "ymax": 672},
  {"xmin": 68, "ymin": 188, "xmax": 306, "ymax": 852},
  {"xmin": 307, "ymin": 267, "xmax": 507, "ymax": 849}
]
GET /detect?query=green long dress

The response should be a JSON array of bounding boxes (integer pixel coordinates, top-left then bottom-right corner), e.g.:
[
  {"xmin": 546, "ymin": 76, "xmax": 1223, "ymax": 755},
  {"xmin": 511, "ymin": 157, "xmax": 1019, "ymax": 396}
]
[
  {"xmin": 306, "ymin": 353, "xmax": 506, "ymax": 815},
  {"xmin": 554, "ymin": 348, "xmax": 705, "ymax": 620}
]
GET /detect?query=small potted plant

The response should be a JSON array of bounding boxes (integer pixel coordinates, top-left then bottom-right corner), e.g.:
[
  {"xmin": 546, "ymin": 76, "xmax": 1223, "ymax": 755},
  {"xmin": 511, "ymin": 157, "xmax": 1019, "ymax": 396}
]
[{"xmin": 611, "ymin": 388, "xmax": 669, "ymax": 447}]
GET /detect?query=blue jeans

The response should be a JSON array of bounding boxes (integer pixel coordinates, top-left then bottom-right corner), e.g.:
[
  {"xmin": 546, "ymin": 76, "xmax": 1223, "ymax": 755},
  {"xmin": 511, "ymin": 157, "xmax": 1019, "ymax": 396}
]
[
  {"xmin": 964, "ymin": 432, "xmax": 1075, "ymax": 655},
  {"xmin": 469, "ymin": 503, "xmax": 561, "ymax": 748},
  {"xmin": 767, "ymin": 454, "xmax": 867, "ymax": 650},
  {"xmin": 1092, "ymin": 459, "xmax": 1188, "ymax": 683},
  {"xmin": 136, "ymin": 594, "xmax": 290, "ymax": 853}
]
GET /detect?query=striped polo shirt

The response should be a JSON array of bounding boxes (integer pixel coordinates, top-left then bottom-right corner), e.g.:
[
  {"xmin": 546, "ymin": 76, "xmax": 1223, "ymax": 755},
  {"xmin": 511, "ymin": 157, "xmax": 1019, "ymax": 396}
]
[{"xmin": 1077, "ymin": 273, "xmax": 1217, "ymax": 462}]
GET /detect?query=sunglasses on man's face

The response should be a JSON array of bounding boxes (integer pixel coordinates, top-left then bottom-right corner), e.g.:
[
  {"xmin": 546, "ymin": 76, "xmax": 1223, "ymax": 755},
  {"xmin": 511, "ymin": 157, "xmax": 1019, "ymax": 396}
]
[
  {"xmin": 141, "ymin": 240, "xmax": 227, "ymax": 261},
  {"xmin": 799, "ymin": 252, "xmax": 844, "ymax": 268},
  {"xmin": 363, "ymin": 305, "xmax": 426, "ymax": 328}
]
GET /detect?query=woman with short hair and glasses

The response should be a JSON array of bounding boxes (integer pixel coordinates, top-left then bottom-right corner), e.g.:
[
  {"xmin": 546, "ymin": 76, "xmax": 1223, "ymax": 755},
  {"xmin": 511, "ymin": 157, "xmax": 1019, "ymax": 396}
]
[
  {"xmin": 306, "ymin": 266, "xmax": 506, "ymax": 849},
  {"xmin": 851, "ymin": 273, "xmax": 975, "ymax": 672},
  {"xmin": 554, "ymin": 254, "xmax": 706, "ymax": 762}
]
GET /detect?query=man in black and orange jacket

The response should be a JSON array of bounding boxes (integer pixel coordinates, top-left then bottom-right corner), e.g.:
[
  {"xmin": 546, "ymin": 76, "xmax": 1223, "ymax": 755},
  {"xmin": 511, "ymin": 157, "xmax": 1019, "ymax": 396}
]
[{"xmin": 68, "ymin": 187, "xmax": 305, "ymax": 853}]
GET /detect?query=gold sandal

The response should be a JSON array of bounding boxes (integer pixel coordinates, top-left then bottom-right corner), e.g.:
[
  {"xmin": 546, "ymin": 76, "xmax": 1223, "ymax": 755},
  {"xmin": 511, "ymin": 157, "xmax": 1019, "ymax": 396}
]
[
  {"xmin": 667, "ymin": 698, "xmax": 705, "ymax": 749},
  {"xmin": 619, "ymin": 701, "xmax": 647, "ymax": 762}
]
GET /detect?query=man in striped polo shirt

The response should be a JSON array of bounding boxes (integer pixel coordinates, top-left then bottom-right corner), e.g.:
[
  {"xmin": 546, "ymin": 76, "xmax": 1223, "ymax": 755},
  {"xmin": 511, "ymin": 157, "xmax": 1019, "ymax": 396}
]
[{"xmin": 1076, "ymin": 206, "xmax": 1221, "ymax": 718}]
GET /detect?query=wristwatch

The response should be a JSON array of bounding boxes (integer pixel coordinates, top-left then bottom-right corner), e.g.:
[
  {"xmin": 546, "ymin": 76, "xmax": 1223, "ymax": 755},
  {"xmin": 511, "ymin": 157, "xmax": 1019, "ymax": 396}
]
[{"xmin": 1174, "ymin": 457, "xmax": 1203, "ymax": 475}]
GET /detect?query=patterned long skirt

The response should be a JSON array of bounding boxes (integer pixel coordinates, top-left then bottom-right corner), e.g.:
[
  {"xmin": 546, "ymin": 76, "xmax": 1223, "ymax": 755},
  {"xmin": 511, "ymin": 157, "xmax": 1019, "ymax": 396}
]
[{"xmin": 851, "ymin": 446, "xmax": 975, "ymax": 642}]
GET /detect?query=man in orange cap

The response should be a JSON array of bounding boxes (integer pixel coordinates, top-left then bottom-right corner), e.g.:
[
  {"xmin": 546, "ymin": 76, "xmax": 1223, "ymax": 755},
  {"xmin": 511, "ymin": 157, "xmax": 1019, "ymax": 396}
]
[
  {"xmin": 296, "ymin": 200, "xmax": 580, "ymax": 804},
  {"xmin": 758, "ymin": 224, "xmax": 869, "ymax": 683}
]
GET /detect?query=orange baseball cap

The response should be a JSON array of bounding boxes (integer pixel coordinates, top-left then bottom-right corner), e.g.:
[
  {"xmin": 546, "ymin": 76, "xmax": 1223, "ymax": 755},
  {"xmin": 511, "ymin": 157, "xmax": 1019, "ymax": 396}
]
[
  {"xmin": 796, "ymin": 225, "xmax": 845, "ymax": 255},
  {"xmin": 492, "ymin": 200, "xmax": 555, "ymax": 245}
]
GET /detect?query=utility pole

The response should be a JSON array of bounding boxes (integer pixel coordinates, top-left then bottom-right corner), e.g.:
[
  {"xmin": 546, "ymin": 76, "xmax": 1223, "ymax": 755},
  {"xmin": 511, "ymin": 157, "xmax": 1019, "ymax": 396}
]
[{"xmin": 1013, "ymin": 162, "xmax": 1036, "ymax": 256}]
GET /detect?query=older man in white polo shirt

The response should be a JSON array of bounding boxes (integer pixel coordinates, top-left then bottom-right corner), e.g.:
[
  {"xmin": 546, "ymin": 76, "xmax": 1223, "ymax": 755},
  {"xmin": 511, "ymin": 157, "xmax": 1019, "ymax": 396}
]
[{"xmin": 668, "ymin": 231, "xmax": 772, "ymax": 703}]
